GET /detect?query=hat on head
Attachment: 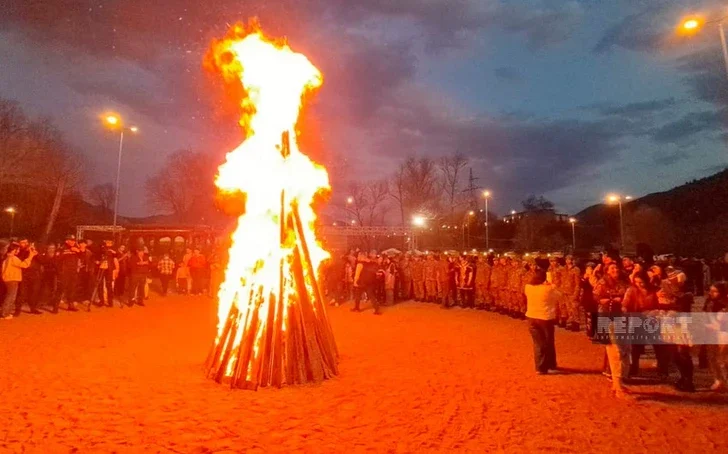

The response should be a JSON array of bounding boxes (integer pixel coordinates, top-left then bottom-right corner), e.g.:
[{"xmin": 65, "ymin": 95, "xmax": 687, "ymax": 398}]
[{"xmin": 65, "ymin": 234, "xmax": 76, "ymax": 240}]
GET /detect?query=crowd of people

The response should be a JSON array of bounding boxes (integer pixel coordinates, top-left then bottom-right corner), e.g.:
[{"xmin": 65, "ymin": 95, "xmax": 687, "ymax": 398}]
[
  {"xmin": 324, "ymin": 249, "xmax": 728, "ymax": 398},
  {"xmin": 0, "ymin": 235, "xmax": 226, "ymax": 320}
]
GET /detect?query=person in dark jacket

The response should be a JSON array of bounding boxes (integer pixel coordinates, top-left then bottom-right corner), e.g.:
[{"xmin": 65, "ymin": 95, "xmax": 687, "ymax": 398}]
[
  {"xmin": 96, "ymin": 240, "xmax": 119, "ymax": 307},
  {"xmin": 128, "ymin": 248, "xmax": 150, "ymax": 307},
  {"xmin": 54, "ymin": 235, "xmax": 80, "ymax": 313},
  {"xmin": 76, "ymin": 240, "xmax": 95, "ymax": 306},
  {"xmin": 17, "ymin": 238, "xmax": 43, "ymax": 315},
  {"xmin": 352, "ymin": 252, "xmax": 381, "ymax": 315},
  {"xmin": 38, "ymin": 244, "xmax": 58, "ymax": 310}
]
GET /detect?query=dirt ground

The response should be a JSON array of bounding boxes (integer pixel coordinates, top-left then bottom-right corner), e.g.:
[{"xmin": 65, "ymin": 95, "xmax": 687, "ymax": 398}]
[{"xmin": 1, "ymin": 295, "xmax": 727, "ymax": 453}]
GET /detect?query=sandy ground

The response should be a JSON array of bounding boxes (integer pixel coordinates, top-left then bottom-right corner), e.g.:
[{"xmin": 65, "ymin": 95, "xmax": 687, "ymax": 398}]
[{"xmin": 1, "ymin": 295, "xmax": 727, "ymax": 454}]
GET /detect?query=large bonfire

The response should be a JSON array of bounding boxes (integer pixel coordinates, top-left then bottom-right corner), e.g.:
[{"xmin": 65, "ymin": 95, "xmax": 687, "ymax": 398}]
[{"xmin": 204, "ymin": 23, "xmax": 338, "ymax": 390}]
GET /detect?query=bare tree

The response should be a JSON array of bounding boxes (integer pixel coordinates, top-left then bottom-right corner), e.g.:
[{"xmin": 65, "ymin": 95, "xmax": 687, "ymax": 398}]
[
  {"xmin": 145, "ymin": 150, "xmax": 216, "ymax": 221},
  {"xmin": 521, "ymin": 195, "xmax": 555, "ymax": 212},
  {"xmin": 388, "ymin": 156, "xmax": 441, "ymax": 224},
  {"xmin": 345, "ymin": 179, "xmax": 390, "ymax": 226},
  {"xmin": 438, "ymin": 152, "xmax": 468, "ymax": 214},
  {"xmin": 89, "ymin": 183, "xmax": 115, "ymax": 221}
]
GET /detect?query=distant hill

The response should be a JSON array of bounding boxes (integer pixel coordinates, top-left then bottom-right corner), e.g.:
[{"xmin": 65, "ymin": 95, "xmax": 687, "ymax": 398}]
[{"xmin": 575, "ymin": 167, "xmax": 728, "ymax": 256}]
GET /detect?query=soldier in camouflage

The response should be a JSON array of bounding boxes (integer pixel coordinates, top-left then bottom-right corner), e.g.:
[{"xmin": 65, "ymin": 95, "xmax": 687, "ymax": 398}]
[
  {"xmin": 412, "ymin": 256, "xmax": 425, "ymax": 302},
  {"xmin": 547, "ymin": 256, "xmax": 565, "ymax": 326},
  {"xmin": 507, "ymin": 257, "xmax": 524, "ymax": 317},
  {"xmin": 423, "ymin": 254, "xmax": 438, "ymax": 303},
  {"xmin": 560, "ymin": 255, "xmax": 582, "ymax": 331},
  {"xmin": 474, "ymin": 254, "xmax": 491, "ymax": 310}
]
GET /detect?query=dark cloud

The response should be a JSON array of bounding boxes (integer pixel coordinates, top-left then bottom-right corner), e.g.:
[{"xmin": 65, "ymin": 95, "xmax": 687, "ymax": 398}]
[
  {"xmin": 675, "ymin": 48, "xmax": 728, "ymax": 107},
  {"xmin": 649, "ymin": 110, "xmax": 728, "ymax": 143},
  {"xmin": 364, "ymin": 87, "xmax": 627, "ymax": 196},
  {"xmin": 494, "ymin": 67, "xmax": 522, "ymax": 83},
  {"xmin": 595, "ymin": 98, "xmax": 677, "ymax": 118},
  {"xmin": 593, "ymin": 9, "xmax": 665, "ymax": 54},
  {"xmin": 652, "ymin": 150, "xmax": 687, "ymax": 166}
]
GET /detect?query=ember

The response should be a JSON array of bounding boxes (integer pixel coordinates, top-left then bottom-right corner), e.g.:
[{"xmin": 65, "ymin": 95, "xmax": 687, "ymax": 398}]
[{"xmin": 204, "ymin": 23, "xmax": 338, "ymax": 389}]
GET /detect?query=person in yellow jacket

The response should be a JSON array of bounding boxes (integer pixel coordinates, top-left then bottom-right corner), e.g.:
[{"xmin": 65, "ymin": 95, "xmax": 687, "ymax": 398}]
[{"xmin": 2, "ymin": 243, "xmax": 37, "ymax": 319}]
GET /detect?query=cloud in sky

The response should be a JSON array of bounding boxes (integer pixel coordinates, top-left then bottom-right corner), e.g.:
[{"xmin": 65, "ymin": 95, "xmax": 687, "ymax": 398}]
[{"xmin": 1, "ymin": 0, "xmax": 727, "ymax": 216}]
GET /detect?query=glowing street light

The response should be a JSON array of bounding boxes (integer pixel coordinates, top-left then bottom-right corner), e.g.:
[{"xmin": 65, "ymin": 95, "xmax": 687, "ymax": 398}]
[
  {"xmin": 682, "ymin": 18, "xmax": 701, "ymax": 31},
  {"xmin": 569, "ymin": 217, "xmax": 577, "ymax": 251},
  {"xmin": 606, "ymin": 194, "xmax": 632, "ymax": 251},
  {"xmin": 679, "ymin": 15, "xmax": 728, "ymax": 79},
  {"xmin": 412, "ymin": 215, "xmax": 426, "ymax": 227},
  {"xmin": 4, "ymin": 207, "xmax": 16, "ymax": 237},
  {"xmin": 482, "ymin": 190, "xmax": 492, "ymax": 250},
  {"xmin": 102, "ymin": 114, "xmax": 139, "ymax": 228},
  {"xmin": 346, "ymin": 196, "xmax": 354, "ymax": 205}
]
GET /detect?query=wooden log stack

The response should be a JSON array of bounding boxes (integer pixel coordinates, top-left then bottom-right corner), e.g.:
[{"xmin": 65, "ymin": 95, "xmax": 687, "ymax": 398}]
[{"xmin": 205, "ymin": 132, "xmax": 339, "ymax": 390}]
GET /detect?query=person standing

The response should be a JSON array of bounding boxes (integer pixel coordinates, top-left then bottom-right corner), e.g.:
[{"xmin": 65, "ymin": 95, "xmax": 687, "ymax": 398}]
[
  {"xmin": 384, "ymin": 257, "xmax": 397, "ymax": 306},
  {"xmin": 38, "ymin": 245, "xmax": 59, "ymax": 311},
  {"xmin": 548, "ymin": 257, "xmax": 566, "ymax": 326},
  {"xmin": 76, "ymin": 240, "xmax": 95, "ymax": 307},
  {"xmin": 188, "ymin": 248, "xmax": 207, "ymax": 295},
  {"xmin": 2, "ymin": 244, "xmax": 37, "ymax": 320},
  {"xmin": 457, "ymin": 255, "xmax": 475, "ymax": 308},
  {"xmin": 490, "ymin": 257, "xmax": 507, "ymax": 313},
  {"xmin": 176, "ymin": 248, "xmax": 192, "ymax": 295},
  {"xmin": 423, "ymin": 254, "xmax": 438, "ymax": 303},
  {"xmin": 97, "ymin": 240, "xmax": 119, "ymax": 307},
  {"xmin": 507, "ymin": 258, "xmax": 524, "ymax": 317},
  {"xmin": 474, "ymin": 255, "xmax": 491, "ymax": 310},
  {"xmin": 55, "ymin": 235, "xmax": 81, "ymax": 313},
  {"xmin": 412, "ymin": 256, "xmax": 425, "ymax": 302},
  {"xmin": 128, "ymin": 248, "xmax": 150, "ymax": 306},
  {"xmin": 156, "ymin": 252, "xmax": 175, "ymax": 297},
  {"xmin": 437, "ymin": 254, "xmax": 452, "ymax": 308},
  {"xmin": 399, "ymin": 254, "xmax": 412, "ymax": 302},
  {"xmin": 114, "ymin": 244, "xmax": 129, "ymax": 298},
  {"xmin": 594, "ymin": 263, "xmax": 632, "ymax": 399},
  {"xmin": 622, "ymin": 271, "xmax": 659, "ymax": 377},
  {"xmin": 352, "ymin": 252, "xmax": 381, "ymax": 315},
  {"xmin": 525, "ymin": 268, "xmax": 559, "ymax": 374},
  {"xmin": 705, "ymin": 282, "xmax": 728, "ymax": 391},
  {"xmin": 17, "ymin": 239, "xmax": 43, "ymax": 316},
  {"xmin": 561, "ymin": 255, "xmax": 582, "ymax": 331}
]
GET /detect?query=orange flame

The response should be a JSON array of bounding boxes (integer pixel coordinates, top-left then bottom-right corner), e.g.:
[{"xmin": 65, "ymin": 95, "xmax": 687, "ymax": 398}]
[{"xmin": 207, "ymin": 23, "xmax": 330, "ymax": 380}]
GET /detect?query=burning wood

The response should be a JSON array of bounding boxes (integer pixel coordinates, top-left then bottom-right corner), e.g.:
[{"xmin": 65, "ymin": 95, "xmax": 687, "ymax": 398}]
[{"xmin": 204, "ymin": 24, "xmax": 338, "ymax": 389}]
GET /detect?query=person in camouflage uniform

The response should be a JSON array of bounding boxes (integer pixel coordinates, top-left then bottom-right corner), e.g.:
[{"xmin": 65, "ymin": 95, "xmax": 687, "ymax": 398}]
[
  {"xmin": 521, "ymin": 258, "xmax": 537, "ymax": 316},
  {"xmin": 490, "ymin": 256, "xmax": 508, "ymax": 312},
  {"xmin": 560, "ymin": 255, "xmax": 582, "ymax": 331},
  {"xmin": 547, "ymin": 256, "xmax": 565, "ymax": 326},
  {"xmin": 437, "ymin": 254, "xmax": 451, "ymax": 307},
  {"xmin": 412, "ymin": 256, "xmax": 425, "ymax": 301},
  {"xmin": 507, "ymin": 257, "xmax": 525, "ymax": 317},
  {"xmin": 457, "ymin": 255, "xmax": 475, "ymax": 308},
  {"xmin": 399, "ymin": 254, "xmax": 413, "ymax": 301},
  {"xmin": 423, "ymin": 254, "xmax": 438, "ymax": 302},
  {"xmin": 474, "ymin": 254, "xmax": 491, "ymax": 310}
]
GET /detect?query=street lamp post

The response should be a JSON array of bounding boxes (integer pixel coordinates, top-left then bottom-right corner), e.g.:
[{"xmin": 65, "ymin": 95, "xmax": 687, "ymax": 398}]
[
  {"xmin": 681, "ymin": 17, "xmax": 728, "ymax": 79},
  {"xmin": 462, "ymin": 211, "xmax": 474, "ymax": 250},
  {"xmin": 569, "ymin": 218, "xmax": 577, "ymax": 251},
  {"xmin": 607, "ymin": 194, "xmax": 632, "ymax": 252},
  {"xmin": 103, "ymin": 114, "xmax": 138, "ymax": 229},
  {"xmin": 483, "ymin": 190, "xmax": 491, "ymax": 250},
  {"xmin": 5, "ymin": 207, "xmax": 16, "ymax": 237},
  {"xmin": 412, "ymin": 215, "xmax": 426, "ymax": 251}
]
